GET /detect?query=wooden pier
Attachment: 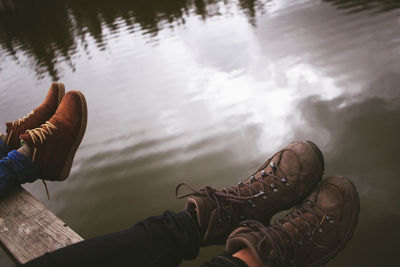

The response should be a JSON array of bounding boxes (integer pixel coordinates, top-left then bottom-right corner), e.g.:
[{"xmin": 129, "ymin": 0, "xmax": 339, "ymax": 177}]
[{"xmin": 0, "ymin": 186, "xmax": 83, "ymax": 265}]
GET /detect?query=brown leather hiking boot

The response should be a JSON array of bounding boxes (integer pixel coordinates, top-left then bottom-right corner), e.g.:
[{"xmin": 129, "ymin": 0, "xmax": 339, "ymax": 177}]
[
  {"xmin": 19, "ymin": 90, "xmax": 87, "ymax": 181},
  {"xmin": 226, "ymin": 176, "xmax": 360, "ymax": 267},
  {"xmin": 176, "ymin": 141, "xmax": 324, "ymax": 246},
  {"xmin": 5, "ymin": 82, "xmax": 65, "ymax": 150}
]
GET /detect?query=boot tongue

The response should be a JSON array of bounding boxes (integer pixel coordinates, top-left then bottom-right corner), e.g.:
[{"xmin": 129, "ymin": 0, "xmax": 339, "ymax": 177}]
[
  {"xmin": 19, "ymin": 132, "xmax": 34, "ymax": 147},
  {"xmin": 185, "ymin": 197, "xmax": 213, "ymax": 236},
  {"xmin": 19, "ymin": 132, "xmax": 36, "ymax": 159}
]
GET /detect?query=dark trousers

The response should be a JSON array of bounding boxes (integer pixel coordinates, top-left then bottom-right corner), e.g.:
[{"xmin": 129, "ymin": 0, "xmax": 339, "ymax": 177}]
[{"xmin": 23, "ymin": 210, "xmax": 248, "ymax": 267}]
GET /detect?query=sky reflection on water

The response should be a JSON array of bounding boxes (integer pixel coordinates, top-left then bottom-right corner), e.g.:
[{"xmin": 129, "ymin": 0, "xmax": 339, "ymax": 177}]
[{"xmin": 0, "ymin": 0, "xmax": 400, "ymax": 266}]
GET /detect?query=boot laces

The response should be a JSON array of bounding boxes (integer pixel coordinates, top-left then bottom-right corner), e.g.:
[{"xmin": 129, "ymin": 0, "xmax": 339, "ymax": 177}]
[
  {"xmin": 240, "ymin": 201, "xmax": 332, "ymax": 266},
  {"xmin": 176, "ymin": 149, "xmax": 299, "ymax": 223},
  {"xmin": 25, "ymin": 121, "xmax": 56, "ymax": 201},
  {"xmin": 25, "ymin": 121, "xmax": 57, "ymax": 145},
  {"xmin": 13, "ymin": 111, "xmax": 35, "ymax": 126}
]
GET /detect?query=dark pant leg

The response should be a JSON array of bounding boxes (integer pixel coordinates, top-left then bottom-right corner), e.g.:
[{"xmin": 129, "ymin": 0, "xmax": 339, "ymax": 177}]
[
  {"xmin": 201, "ymin": 252, "xmax": 248, "ymax": 267},
  {"xmin": 23, "ymin": 210, "xmax": 200, "ymax": 267}
]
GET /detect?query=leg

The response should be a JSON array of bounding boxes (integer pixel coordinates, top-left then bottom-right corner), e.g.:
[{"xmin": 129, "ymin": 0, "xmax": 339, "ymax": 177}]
[
  {"xmin": 23, "ymin": 210, "xmax": 200, "ymax": 267},
  {"xmin": 0, "ymin": 150, "xmax": 38, "ymax": 195}
]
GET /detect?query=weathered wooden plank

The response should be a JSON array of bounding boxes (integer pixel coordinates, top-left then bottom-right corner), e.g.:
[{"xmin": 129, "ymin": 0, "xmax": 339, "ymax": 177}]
[{"xmin": 0, "ymin": 186, "xmax": 83, "ymax": 264}]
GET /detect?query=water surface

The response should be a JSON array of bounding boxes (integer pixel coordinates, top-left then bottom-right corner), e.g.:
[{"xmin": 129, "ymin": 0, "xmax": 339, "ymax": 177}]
[{"xmin": 0, "ymin": 0, "xmax": 399, "ymax": 266}]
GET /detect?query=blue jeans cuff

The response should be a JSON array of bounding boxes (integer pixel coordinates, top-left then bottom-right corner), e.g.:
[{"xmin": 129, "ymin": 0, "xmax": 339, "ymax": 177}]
[{"xmin": 6, "ymin": 150, "xmax": 39, "ymax": 184}]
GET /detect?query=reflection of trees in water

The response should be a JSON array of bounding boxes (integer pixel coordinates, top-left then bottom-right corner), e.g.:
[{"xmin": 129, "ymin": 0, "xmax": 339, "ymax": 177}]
[
  {"xmin": 0, "ymin": 0, "xmax": 266, "ymax": 80},
  {"xmin": 1, "ymin": 0, "xmax": 399, "ymax": 80},
  {"xmin": 324, "ymin": 0, "xmax": 400, "ymax": 13}
]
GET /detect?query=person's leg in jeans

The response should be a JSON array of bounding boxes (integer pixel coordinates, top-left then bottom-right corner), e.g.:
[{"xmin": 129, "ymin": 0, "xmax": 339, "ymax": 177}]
[
  {"xmin": 22, "ymin": 209, "xmax": 251, "ymax": 267},
  {"xmin": 22, "ymin": 141, "xmax": 323, "ymax": 266},
  {"xmin": 23, "ymin": 210, "xmax": 201, "ymax": 267},
  {"xmin": 12, "ymin": 140, "xmax": 322, "ymax": 267},
  {"xmin": 0, "ymin": 149, "xmax": 38, "ymax": 195}
]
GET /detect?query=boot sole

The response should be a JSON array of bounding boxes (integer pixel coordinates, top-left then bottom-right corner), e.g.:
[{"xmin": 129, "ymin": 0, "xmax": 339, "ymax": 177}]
[
  {"xmin": 56, "ymin": 82, "xmax": 66, "ymax": 104},
  {"xmin": 305, "ymin": 140, "xmax": 325, "ymax": 176},
  {"xmin": 56, "ymin": 90, "xmax": 88, "ymax": 181},
  {"xmin": 311, "ymin": 176, "xmax": 360, "ymax": 266},
  {"xmin": 304, "ymin": 140, "xmax": 325, "ymax": 195}
]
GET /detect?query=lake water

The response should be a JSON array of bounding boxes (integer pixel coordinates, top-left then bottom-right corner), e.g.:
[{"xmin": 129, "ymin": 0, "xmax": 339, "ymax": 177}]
[{"xmin": 0, "ymin": 0, "xmax": 399, "ymax": 266}]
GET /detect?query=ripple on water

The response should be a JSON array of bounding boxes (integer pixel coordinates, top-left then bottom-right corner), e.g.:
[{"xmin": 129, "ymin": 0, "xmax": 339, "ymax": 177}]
[{"xmin": 1, "ymin": 0, "xmax": 400, "ymax": 266}]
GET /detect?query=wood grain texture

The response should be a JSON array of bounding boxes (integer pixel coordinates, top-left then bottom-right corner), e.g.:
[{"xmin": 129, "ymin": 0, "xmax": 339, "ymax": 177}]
[{"xmin": 0, "ymin": 186, "xmax": 83, "ymax": 264}]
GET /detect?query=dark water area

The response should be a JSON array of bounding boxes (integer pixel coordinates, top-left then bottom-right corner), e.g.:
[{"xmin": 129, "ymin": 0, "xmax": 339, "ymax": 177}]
[{"xmin": 0, "ymin": 0, "xmax": 400, "ymax": 266}]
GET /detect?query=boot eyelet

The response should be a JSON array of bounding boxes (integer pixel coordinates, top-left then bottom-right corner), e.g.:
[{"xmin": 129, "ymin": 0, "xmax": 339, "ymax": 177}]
[
  {"xmin": 261, "ymin": 170, "xmax": 267, "ymax": 177},
  {"xmin": 258, "ymin": 191, "xmax": 267, "ymax": 200},
  {"xmin": 306, "ymin": 200, "xmax": 314, "ymax": 207},
  {"xmin": 270, "ymin": 162, "xmax": 276, "ymax": 169},
  {"xmin": 217, "ymin": 218, "xmax": 223, "ymax": 225},
  {"xmin": 281, "ymin": 177, "xmax": 288, "ymax": 183},
  {"xmin": 250, "ymin": 176, "xmax": 256, "ymax": 182},
  {"xmin": 270, "ymin": 183, "xmax": 278, "ymax": 192},
  {"xmin": 227, "ymin": 215, "xmax": 232, "ymax": 223},
  {"xmin": 237, "ymin": 181, "xmax": 243, "ymax": 187}
]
